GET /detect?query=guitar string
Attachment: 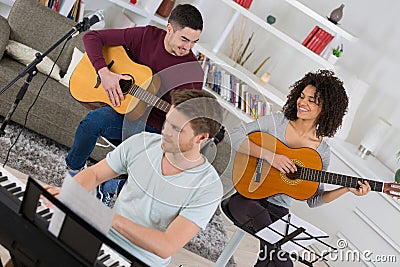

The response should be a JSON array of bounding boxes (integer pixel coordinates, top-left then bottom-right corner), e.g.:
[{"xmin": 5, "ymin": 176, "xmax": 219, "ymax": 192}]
[
  {"xmin": 302, "ymin": 167, "xmax": 382, "ymax": 192},
  {"xmin": 126, "ymin": 83, "xmax": 170, "ymax": 112}
]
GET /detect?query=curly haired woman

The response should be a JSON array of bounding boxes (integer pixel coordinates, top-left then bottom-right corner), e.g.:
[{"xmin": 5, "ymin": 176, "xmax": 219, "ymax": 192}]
[{"xmin": 227, "ymin": 70, "xmax": 371, "ymax": 267}]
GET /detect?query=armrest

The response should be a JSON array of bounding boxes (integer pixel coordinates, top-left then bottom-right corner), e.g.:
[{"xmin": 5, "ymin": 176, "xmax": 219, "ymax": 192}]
[{"xmin": 0, "ymin": 16, "xmax": 11, "ymax": 59}]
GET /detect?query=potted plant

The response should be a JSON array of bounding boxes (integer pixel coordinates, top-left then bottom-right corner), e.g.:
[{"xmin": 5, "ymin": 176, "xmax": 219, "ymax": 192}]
[{"xmin": 396, "ymin": 150, "xmax": 400, "ymax": 183}]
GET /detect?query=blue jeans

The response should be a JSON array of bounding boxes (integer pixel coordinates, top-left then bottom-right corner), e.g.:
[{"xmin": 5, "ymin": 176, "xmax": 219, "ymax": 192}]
[{"xmin": 66, "ymin": 106, "xmax": 159, "ymax": 194}]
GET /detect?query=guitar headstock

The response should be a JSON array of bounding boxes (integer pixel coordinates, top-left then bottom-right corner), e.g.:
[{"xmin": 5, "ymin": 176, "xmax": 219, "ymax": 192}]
[{"xmin": 383, "ymin": 182, "xmax": 400, "ymax": 199}]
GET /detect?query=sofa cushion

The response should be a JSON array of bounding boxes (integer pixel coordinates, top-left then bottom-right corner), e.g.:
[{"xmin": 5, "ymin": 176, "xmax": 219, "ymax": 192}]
[
  {"xmin": 60, "ymin": 47, "xmax": 84, "ymax": 87},
  {"xmin": 6, "ymin": 40, "xmax": 62, "ymax": 81},
  {"xmin": 0, "ymin": 16, "xmax": 10, "ymax": 59},
  {"xmin": 8, "ymin": 0, "xmax": 85, "ymax": 74}
]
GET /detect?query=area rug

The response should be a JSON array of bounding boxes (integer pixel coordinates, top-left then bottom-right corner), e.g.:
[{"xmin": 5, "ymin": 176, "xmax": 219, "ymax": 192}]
[{"xmin": 0, "ymin": 121, "xmax": 235, "ymax": 265}]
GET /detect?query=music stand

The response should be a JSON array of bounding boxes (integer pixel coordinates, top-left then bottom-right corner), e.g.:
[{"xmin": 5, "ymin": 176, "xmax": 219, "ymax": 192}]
[
  {"xmin": 255, "ymin": 213, "xmax": 337, "ymax": 266},
  {"xmin": 215, "ymin": 197, "xmax": 337, "ymax": 267}
]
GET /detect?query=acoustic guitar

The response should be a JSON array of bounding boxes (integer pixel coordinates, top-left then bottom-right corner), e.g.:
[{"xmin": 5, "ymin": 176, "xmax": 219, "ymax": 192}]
[
  {"xmin": 69, "ymin": 46, "xmax": 169, "ymax": 120},
  {"xmin": 233, "ymin": 132, "xmax": 400, "ymax": 200}
]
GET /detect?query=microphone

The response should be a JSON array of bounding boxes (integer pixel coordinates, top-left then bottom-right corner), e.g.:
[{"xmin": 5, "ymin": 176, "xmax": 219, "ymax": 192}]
[
  {"xmin": 74, "ymin": 10, "xmax": 105, "ymax": 34},
  {"xmin": 87, "ymin": 10, "xmax": 105, "ymax": 28}
]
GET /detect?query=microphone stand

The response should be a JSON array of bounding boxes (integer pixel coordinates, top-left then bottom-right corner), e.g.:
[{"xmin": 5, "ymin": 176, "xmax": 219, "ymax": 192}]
[{"xmin": 0, "ymin": 17, "xmax": 91, "ymax": 136}]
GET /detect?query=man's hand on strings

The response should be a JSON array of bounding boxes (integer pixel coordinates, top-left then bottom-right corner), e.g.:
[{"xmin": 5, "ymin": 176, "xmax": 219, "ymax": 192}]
[{"xmin": 98, "ymin": 67, "xmax": 129, "ymax": 107}]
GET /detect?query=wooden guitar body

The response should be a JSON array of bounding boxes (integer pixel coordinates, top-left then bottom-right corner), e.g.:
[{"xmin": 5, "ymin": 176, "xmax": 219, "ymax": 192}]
[
  {"xmin": 69, "ymin": 46, "xmax": 162, "ymax": 120},
  {"xmin": 233, "ymin": 132, "xmax": 323, "ymax": 200}
]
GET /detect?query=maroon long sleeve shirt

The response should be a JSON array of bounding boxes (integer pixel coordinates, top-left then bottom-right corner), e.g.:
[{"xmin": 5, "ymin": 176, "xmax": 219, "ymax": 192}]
[{"xmin": 83, "ymin": 25, "xmax": 204, "ymax": 132}]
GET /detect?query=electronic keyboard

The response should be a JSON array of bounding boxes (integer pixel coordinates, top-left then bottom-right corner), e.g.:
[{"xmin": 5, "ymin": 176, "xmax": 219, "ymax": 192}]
[{"xmin": 0, "ymin": 165, "xmax": 147, "ymax": 267}]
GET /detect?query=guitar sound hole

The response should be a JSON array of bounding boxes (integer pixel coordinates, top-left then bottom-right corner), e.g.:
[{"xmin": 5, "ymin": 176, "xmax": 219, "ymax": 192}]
[{"xmin": 119, "ymin": 74, "xmax": 134, "ymax": 95}]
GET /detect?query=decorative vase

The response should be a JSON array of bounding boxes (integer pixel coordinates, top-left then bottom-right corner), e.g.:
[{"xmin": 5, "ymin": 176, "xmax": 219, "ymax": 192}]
[
  {"xmin": 156, "ymin": 0, "xmax": 175, "ymax": 18},
  {"xmin": 266, "ymin": 15, "xmax": 276, "ymax": 25},
  {"xmin": 259, "ymin": 72, "xmax": 270, "ymax": 86},
  {"xmin": 328, "ymin": 4, "xmax": 344, "ymax": 24}
]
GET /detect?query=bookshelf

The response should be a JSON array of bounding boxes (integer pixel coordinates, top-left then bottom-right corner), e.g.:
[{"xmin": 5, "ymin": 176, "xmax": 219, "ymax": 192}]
[
  {"xmin": 216, "ymin": 0, "xmax": 343, "ymax": 68},
  {"xmin": 194, "ymin": 43, "xmax": 286, "ymax": 107},
  {"xmin": 204, "ymin": 87, "xmax": 252, "ymax": 123},
  {"xmin": 106, "ymin": 0, "xmax": 170, "ymax": 26}
]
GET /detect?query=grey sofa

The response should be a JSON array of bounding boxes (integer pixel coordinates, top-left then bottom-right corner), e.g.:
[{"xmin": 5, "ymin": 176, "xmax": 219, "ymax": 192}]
[{"xmin": 0, "ymin": 0, "xmax": 110, "ymax": 161}]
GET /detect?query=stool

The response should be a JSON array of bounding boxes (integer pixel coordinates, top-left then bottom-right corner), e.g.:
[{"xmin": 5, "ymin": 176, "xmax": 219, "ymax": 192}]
[{"xmin": 214, "ymin": 197, "xmax": 246, "ymax": 267}]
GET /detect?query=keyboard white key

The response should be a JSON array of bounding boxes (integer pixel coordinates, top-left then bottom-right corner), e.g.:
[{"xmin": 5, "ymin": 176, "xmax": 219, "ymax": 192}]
[{"xmin": 100, "ymin": 243, "xmax": 130, "ymax": 267}]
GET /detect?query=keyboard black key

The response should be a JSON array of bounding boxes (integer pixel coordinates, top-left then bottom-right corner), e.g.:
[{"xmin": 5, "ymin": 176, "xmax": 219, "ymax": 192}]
[
  {"xmin": 98, "ymin": 254, "xmax": 111, "ymax": 263},
  {"xmin": 38, "ymin": 208, "xmax": 51, "ymax": 216},
  {"xmin": 0, "ymin": 176, "xmax": 8, "ymax": 182},
  {"xmin": 108, "ymin": 261, "xmax": 120, "ymax": 267},
  {"xmin": 10, "ymin": 187, "xmax": 22, "ymax": 194},
  {"xmin": 15, "ymin": 191, "xmax": 24, "ymax": 198},
  {"xmin": 4, "ymin": 182, "xmax": 16, "ymax": 189},
  {"xmin": 43, "ymin": 213, "xmax": 53, "ymax": 220}
]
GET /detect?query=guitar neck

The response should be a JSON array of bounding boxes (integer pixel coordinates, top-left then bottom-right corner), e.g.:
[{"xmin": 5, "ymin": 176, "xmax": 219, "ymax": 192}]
[
  {"xmin": 299, "ymin": 167, "xmax": 384, "ymax": 192},
  {"xmin": 131, "ymin": 85, "xmax": 171, "ymax": 112}
]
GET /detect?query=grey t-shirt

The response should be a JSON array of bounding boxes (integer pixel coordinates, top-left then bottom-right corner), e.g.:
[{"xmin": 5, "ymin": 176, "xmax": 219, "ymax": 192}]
[
  {"xmin": 227, "ymin": 112, "xmax": 330, "ymax": 209},
  {"xmin": 106, "ymin": 132, "xmax": 223, "ymax": 266}
]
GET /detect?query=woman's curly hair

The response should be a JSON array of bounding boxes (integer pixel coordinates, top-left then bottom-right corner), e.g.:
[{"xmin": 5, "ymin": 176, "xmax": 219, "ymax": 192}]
[{"xmin": 283, "ymin": 70, "xmax": 348, "ymax": 138}]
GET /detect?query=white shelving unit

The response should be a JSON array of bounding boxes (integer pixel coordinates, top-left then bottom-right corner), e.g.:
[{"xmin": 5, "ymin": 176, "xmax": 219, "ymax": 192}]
[
  {"xmin": 97, "ymin": 0, "xmax": 359, "ymax": 121},
  {"xmin": 195, "ymin": 43, "xmax": 286, "ymax": 107},
  {"xmin": 107, "ymin": 0, "xmax": 167, "ymax": 25},
  {"xmin": 221, "ymin": 0, "xmax": 335, "ymax": 67},
  {"xmin": 90, "ymin": 0, "xmax": 359, "ymax": 125},
  {"xmin": 285, "ymin": 0, "xmax": 357, "ymax": 41},
  {"xmin": 203, "ymin": 87, "xmax": 252, "ymax": 123},
  {"xmin": 189, "ymin": 0, "xmax": 359, "ymax": 125}
]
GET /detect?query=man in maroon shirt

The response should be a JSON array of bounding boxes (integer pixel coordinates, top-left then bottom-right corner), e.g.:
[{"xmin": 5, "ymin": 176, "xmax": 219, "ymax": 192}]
[{"xmin": 66, "ymin": 4, "xmax": 204, "ymax": 205}]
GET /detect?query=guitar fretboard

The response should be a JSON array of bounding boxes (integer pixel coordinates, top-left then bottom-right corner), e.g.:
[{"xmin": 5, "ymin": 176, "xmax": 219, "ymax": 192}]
[
  {"xmin": 129, "ymin": 85, "xmax": 171, "ymax": 112},
  {"xmin": 295, "ymin": 167, "xmax": 384, "ymax": 192}
]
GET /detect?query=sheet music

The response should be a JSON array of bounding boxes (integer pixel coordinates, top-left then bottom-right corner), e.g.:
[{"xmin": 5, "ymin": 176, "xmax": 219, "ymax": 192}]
[
  {"xmin": 48, "ymin": 174, "xmax": 115, "ymax": 237},
  {"xmin": 255, "ymin": 213, "xmax": 327, "ymax": 253}
]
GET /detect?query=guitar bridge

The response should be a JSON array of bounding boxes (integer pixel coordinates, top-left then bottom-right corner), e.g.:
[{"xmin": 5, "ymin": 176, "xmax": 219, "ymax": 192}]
[{"xmin": 253, "ymin": 158, "xmax": 264, "ymax": 183}]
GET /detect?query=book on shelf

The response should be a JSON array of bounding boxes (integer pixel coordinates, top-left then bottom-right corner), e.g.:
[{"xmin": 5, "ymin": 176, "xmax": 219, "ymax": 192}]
[
  {"xmin": 303, "ymin": 26, "xmax": 334, "ymax": 55},
  {"xmin": 314, "ymin": 31, "xmax": 334, "ymax": 55},
  {"xmin": 233, "ymin": 0, "xmax": 253, "ymax": 9},
  {"xmin": 59, "ymin": 0, "xmax": 76, "ymax": 16},
  {"xmin": 302, "ymin": 26, "xmax": 319, "ymax": 46},
  {"xmin": 305, "ymin": 28, "xmax": 323, "ymax": 51},
  {"xmin": 198, "ymin": 52, "xmax": 271, "ymax": 119},
  {"xmin": 38, "ymin": 0, "xmax": 83, "ymax": 22}
]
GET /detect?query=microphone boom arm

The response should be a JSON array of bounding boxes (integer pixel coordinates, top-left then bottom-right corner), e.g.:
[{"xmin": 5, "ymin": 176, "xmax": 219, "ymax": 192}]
[{"xmin": 0, "ymin": 25, "xmax": 79, "ymax": 136}]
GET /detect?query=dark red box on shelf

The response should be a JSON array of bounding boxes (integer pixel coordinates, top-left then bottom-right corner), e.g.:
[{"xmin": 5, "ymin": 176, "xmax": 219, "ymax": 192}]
[{"xmin": 234, "ymin": 0, "xmax": 253, "ymax": 9}]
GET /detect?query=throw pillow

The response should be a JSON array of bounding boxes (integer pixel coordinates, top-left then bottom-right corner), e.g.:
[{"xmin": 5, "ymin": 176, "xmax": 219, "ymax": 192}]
[
  {"xmin": 59, "ymin": 47, "xmax": 85, "ymax": 87},
  {"xmin": 5, "ymin": 40, "xmax": 62, "ymax": 81}
]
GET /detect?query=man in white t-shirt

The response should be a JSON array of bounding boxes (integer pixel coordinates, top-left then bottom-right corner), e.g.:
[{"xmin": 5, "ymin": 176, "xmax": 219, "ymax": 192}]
[{"xmin": 47, "ymin": 89, "xmax": 224, "ymax": 266}]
